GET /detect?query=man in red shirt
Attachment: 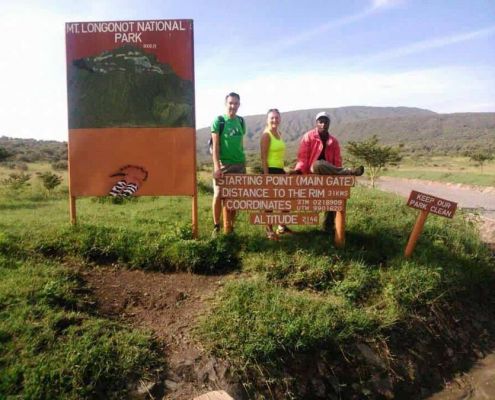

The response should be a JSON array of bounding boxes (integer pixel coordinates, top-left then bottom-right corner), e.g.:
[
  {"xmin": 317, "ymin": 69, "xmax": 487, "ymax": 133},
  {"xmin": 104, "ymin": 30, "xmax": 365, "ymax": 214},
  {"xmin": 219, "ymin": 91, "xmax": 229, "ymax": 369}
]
[{"xmin": 292, "ymin": 111, "xmax": 364, "ymax": 176}]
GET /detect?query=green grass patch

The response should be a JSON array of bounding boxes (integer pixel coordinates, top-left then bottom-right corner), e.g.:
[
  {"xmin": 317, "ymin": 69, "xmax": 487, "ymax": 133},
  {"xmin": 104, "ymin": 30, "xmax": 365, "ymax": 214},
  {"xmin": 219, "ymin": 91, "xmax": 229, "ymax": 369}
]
[
  {"xmin": 0, "ymin": 253, "xmax": 163, "ymax": 399},
  {"xmin": 199, "ymin": 187, "xmax": 495, "ymax": 363}
]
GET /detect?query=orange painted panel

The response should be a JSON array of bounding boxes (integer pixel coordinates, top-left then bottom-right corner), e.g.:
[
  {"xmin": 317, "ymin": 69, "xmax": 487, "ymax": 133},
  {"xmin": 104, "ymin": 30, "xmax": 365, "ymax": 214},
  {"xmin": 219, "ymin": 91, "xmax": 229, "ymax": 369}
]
[{"xmin": 69, "ymin": 128, "xmax": 195, "ymax": 196}]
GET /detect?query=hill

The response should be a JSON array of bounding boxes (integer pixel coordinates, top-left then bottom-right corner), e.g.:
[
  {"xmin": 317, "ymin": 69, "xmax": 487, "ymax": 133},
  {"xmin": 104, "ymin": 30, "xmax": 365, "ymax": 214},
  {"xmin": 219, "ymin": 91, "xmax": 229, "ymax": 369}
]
[
  {"xmin": 1, "ymin": 106, "xmax": 494, "ymax": 163},
  {"xmin": 196, "ymin": 106, "xmax": 495, "ymax": 160}
]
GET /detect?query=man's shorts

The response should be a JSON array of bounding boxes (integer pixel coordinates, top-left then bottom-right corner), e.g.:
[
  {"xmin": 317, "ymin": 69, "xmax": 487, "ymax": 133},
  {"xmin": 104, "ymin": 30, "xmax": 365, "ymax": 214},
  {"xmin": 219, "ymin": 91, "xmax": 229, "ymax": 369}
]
[{"xmin": 213, "ymin": 163, "xmax": 246, "ymax": 197}]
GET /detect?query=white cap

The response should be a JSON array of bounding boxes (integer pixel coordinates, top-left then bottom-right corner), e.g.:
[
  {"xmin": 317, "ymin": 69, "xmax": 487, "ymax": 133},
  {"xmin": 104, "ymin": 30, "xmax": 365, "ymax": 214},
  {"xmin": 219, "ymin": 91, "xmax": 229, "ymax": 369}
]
[{"xmin": 315, "ymin": 111, "xmax": 330, "ymax": 121}]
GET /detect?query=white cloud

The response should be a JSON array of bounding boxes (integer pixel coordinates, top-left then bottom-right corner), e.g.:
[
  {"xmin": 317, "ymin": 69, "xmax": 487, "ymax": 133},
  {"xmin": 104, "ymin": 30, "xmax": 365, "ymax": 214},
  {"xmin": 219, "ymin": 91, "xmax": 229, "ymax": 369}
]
[
  {"xmin": 371, "ymin": 0, "xmax": 404, "ymax": 9},
  {"xmin": 195, "ymin": 66, "xmax": 495, "ymax": 128},
  {"xmin": 361, "ymin": 25, "xmax": 495, "ymax": 64}
]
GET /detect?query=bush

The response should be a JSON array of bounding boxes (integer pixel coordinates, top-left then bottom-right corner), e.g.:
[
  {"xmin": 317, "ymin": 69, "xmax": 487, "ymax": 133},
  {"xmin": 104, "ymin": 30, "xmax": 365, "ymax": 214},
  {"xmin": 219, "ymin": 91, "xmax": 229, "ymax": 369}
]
[
  {"xmin": 1, "ymin": 172, "xmax": 31, "ymax": 190},
  {"xmin": 51, "ymin": 160, "xmax": 68, "ymax": 171},
  {"xmin": 37, "ymin": 172, "xmax": 62, "ymax": 192}
]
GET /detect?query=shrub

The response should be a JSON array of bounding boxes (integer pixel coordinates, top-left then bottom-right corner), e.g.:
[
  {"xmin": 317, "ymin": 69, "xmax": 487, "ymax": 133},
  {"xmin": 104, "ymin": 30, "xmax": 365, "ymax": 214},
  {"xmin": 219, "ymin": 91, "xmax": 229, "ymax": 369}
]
[
  {"xmin": 1, "ymin": 172, "xmax": 31, "ymax": 190},
  {"xmin": 37, "ymin": 172, "xmax": 62, "ymax": 192},
  {"xmin": 51, "ymin": 160, "xmax": 68, "ymax": 171}
]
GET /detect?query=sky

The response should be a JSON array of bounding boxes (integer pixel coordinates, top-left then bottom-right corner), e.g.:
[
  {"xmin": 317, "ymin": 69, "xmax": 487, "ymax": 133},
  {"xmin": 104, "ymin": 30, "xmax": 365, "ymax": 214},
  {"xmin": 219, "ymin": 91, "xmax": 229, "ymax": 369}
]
[{"xmin": 0, "ymin": 0, "xmax": 494, "ymax": 142}]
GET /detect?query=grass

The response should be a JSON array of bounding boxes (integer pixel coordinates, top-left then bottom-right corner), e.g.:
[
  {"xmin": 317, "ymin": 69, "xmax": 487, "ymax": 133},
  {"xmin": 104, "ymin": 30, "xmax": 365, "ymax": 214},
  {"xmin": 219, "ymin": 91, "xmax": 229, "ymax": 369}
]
[
  {"xmin": 380, "ymin": 155, "xmax": 495, "ymax": 186},
  {"xmin": 0, "ymin": 245, "xmax": 163, "ymax": 399},
  {"xmin": 198, "ymin": 187, "xmax": 494, "ymax": 363},
  {"xmin": 0, "ymin": 162, "xmax": 494, "ymax": 398}
]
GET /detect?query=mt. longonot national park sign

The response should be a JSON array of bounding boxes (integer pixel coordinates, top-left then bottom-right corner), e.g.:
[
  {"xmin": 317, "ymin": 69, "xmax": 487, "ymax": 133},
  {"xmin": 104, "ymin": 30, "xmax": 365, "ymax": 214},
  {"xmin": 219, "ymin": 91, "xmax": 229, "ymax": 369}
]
[{"xmin": 66, "ymin": 20, "xmax": 196, "ymax": 198}]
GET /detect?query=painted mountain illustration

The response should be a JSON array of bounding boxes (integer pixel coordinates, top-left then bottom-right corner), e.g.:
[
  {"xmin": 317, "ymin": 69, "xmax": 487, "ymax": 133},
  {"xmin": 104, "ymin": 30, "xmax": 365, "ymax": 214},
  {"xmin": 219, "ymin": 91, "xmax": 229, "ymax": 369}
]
[{"xmin": 67, "ymin": 45, "xmax": 194, "ymax": 128}]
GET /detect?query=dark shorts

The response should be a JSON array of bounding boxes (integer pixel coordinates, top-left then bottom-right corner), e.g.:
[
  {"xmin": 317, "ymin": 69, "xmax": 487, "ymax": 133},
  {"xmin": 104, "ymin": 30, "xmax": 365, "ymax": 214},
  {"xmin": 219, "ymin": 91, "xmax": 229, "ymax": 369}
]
[
  {"xmin": 213, "ymin": 163, "xmax": 246, "ymax": 197},
  {"xmin": 268, "ymin": 167, "xmax": 285, "ymax": 174}
]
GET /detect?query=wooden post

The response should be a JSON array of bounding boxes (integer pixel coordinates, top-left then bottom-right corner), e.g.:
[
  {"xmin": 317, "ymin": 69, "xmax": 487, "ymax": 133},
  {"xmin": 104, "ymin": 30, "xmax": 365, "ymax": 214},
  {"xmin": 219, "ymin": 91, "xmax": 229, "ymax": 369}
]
[
  {"xmin": 69, "ymin": 196, "xmax": 77, "ymax": 225},
  {"xmin": 222, "ymin": 205, "xmax": 233, "ymax": 233},
  {"xmin": 192, "ymin": 195, "xmax": 198, "ymax": 238},
  {"xmin": 334, "ymin": 204, "xmax": 346, "ymax": 248},
  {"xmin": 405, "ymin": 209, "xmax": 429, "ymax": 258}
]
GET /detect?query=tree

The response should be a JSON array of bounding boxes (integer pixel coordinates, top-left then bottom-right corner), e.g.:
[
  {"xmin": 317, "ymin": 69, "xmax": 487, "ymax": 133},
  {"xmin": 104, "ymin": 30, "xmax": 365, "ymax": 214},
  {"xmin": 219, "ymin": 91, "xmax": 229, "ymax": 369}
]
[
  {"xmin": 38, "ymin": 172, "xmax": 62, "ymax": 192},
  {"xmin": 469, "ymin": 150, "xmax": 493, "ymax": 173},
  {"xmin": 0, "ymin": 146, "xmax": 11, "ymax": 162},
  {"xmin": 346, "ymin": 135, "xmax": 402, "ymax": 188}
]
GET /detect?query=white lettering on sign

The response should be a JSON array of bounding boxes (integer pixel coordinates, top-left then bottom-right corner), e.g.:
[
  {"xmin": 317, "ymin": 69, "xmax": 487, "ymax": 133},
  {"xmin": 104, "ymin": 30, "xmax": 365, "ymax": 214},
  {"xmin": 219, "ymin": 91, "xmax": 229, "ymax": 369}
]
[
  {"xmin": 225, "ymin": 198, "xmax": 344, "ymax": 211},
  {"xmin": 407, "ymin": 190, "xmax": 457, "ymax": 218},
  {"xmin": 218, "ymin": 174, "xmax": 356, "ymax": 188},
  {"xmin": 250, "ymin": 213, "xmax": 320, "ymax": 225}
]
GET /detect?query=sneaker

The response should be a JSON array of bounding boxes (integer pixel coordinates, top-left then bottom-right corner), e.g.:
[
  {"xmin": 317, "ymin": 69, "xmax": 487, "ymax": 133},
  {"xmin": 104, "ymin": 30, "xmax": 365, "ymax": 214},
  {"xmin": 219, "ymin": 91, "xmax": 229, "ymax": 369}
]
[
  {"xmin": 276, "ymin": 225, "xmax": 293, "ymax": 235},
  {"xmin": 211, "ymin": 224, "xmax": 221, "ymax": 238},
  {"xmin": 351, "ymin": 166, "xmax": 365, "ymax": 176}
]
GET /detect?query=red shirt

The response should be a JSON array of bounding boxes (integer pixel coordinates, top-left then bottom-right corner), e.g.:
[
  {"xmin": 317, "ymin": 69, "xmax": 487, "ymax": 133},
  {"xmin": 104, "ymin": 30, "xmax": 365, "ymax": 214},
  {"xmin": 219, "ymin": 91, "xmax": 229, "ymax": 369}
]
[{"xmin": 294, "ymin": 128, "xmax": 342, "ymax": 174}]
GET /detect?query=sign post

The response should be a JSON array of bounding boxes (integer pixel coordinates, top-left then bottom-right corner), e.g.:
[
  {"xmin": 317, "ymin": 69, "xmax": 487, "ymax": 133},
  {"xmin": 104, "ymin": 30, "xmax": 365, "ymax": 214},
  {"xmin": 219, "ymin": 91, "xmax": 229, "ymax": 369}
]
[
  {"xmin": 217, "ymin": 174, "xmax": 355, "ymax": 247},
  {"xmin": 405, "ymin": 190, "xmax": 457, "ymax": 257}
]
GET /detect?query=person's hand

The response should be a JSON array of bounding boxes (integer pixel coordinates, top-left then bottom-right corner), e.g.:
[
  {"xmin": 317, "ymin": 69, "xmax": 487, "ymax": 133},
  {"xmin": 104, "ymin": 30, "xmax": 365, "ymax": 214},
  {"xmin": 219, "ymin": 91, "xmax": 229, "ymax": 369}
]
[
  {"xmin": 288, "ymin": 169, "xmax": 302, "ymax": 175},
  {"xmin": 213, "ymin": 169, "xmax": 223, "ymax": 179}
]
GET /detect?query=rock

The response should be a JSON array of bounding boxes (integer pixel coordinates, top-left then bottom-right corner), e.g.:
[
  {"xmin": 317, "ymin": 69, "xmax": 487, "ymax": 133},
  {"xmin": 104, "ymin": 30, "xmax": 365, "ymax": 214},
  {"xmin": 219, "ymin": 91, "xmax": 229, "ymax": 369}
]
[
  {"xmin": 164, "ymin": 379, "xmax": 179, "ymax": 390},
  {"xmin": 193, "ymin": 390, "xmax": 234, "ymax": 400}
]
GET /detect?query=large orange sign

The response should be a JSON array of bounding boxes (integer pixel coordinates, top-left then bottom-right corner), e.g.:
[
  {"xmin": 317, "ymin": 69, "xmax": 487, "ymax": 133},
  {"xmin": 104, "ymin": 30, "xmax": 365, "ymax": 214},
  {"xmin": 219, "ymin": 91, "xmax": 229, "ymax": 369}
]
[{"xmin": 65, "ymin": 19, "xmax": 195, "ymax": 197}]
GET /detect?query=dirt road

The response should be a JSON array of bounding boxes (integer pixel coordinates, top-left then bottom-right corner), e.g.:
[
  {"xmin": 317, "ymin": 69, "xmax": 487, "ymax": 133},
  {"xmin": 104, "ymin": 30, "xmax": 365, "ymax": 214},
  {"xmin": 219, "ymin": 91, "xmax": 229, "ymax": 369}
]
[{"xmin": 369, "ymin": 176, "xmax": 495, "ymax": 244}]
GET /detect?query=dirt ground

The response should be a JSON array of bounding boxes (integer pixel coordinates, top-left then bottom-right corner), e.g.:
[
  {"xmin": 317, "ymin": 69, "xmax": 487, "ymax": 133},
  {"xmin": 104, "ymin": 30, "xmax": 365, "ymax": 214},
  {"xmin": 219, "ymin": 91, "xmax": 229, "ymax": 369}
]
[{"xmin": 81, "ymin": 266, "xmax": 232, "ymax": 399}]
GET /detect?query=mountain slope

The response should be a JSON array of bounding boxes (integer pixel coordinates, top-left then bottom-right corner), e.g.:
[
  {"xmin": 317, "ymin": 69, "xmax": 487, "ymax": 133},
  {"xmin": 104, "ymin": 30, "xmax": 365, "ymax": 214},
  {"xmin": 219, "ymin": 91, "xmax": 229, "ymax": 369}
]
[{"xmin": 196, "ymin": 107, "xmax": 494, "ymax": 159}]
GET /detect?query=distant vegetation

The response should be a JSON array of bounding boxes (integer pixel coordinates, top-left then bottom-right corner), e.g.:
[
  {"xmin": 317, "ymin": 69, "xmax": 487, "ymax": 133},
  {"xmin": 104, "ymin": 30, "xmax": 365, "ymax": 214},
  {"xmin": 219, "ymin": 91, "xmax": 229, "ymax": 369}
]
[
  {"xmin": 197, "ymin": 106, "xmax": 495, "ymax": 161},
  {"xmin": 2, "ymin": 106, "xmax": 494, "ymax": 166},
  {"xmin": 0, "ymin": 136, "xmax": 67, "ymax": 164}
]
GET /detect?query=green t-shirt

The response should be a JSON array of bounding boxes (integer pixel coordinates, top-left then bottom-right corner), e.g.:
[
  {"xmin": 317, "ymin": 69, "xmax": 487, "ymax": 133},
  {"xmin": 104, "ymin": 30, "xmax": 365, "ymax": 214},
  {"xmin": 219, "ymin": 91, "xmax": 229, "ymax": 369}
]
[{"xmin": 211, "ymin": 115, "xmax": 246, "ymax": 164}]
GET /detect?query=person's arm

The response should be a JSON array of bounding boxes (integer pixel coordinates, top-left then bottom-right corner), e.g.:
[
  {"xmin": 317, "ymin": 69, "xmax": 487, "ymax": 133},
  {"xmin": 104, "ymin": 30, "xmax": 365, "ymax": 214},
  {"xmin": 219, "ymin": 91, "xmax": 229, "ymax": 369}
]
[
  {"xmin": 260, "ymin": 132, "xmax": 270, "ymax": 174},
  {"xmin": 333, "ymin": 138, "xmax": 342, "ymax": 168},
  {"xmin": 211, "ymin": 132, "xmax": 222, "ymax": 179},
  {"xmin": 293, "ymin": 134, "xmax": 310, "ymax": 174}
]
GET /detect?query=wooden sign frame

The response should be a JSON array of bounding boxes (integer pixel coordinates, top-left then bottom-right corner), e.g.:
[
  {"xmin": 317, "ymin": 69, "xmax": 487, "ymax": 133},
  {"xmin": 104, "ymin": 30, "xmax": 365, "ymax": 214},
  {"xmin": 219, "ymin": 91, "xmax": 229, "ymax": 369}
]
[{"xmin": 217, "ymin": 174, "xmax": 355, "ymax": 247}]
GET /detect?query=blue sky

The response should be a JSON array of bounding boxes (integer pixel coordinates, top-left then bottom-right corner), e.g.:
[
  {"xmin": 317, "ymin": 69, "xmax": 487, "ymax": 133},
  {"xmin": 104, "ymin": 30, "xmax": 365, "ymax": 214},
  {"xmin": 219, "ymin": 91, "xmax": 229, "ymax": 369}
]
[{"xmin": 0, "ymin": 0, "xmax": 494, "ymax": 141}]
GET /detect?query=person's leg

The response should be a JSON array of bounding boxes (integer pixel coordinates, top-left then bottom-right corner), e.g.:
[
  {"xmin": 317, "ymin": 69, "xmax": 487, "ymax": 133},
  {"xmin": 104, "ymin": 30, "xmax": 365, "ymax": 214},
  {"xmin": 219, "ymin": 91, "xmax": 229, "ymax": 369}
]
[
  {"xmin": 310, "ymin": 160, "xmax": 360, "ymax": 232},
  {"xmin": 212, "ymin": 181, "xmax": 222, "ymax": 236},
  {"xmin": 311, "ymin": 160, "xmax": 364, "ymax": 176}
]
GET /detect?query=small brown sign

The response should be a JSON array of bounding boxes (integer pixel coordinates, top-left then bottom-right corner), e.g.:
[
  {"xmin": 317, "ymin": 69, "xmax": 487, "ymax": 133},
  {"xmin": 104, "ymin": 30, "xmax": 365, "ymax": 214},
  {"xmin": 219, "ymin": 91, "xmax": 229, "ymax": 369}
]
[
  {"xmin": 250, "ymin": 213, "xmax": 320, "ymax": 225},
  {"xmin": 225, "ymin": 198, "xmax": 345, "ymax": 211},
  {"xmin": 407, "ymin": 190, "xmax": 457, "ymax": 218}
]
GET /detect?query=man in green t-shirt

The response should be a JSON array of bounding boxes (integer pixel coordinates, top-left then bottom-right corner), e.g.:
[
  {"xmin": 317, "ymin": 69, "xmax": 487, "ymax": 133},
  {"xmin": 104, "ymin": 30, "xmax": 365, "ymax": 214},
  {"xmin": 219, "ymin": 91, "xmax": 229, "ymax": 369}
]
[{"xmin": 211, "ymin": 92, "xmax": 246, "ymax": 236}]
